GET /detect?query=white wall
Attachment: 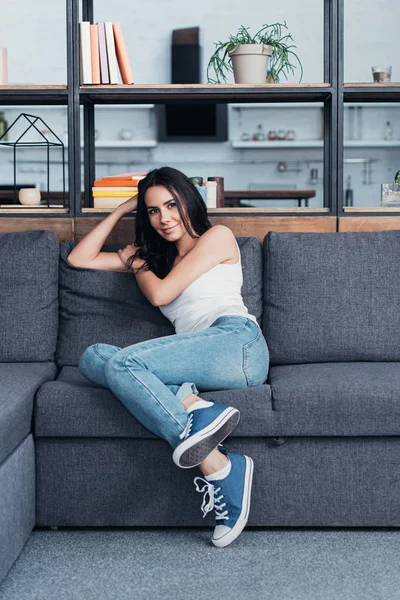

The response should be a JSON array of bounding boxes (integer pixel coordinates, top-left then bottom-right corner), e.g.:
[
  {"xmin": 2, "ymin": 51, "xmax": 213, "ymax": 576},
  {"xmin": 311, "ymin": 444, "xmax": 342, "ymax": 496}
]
[{"xmin": 0, "ymin": 0, "xmax": 399, "ymax": 208}]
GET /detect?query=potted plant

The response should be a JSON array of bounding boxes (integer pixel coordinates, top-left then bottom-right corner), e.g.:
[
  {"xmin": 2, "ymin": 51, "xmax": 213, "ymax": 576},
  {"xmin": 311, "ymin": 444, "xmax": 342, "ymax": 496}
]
[{"xmin": 207, "ymin": 22, "xmax": 303, "ymax": 84}]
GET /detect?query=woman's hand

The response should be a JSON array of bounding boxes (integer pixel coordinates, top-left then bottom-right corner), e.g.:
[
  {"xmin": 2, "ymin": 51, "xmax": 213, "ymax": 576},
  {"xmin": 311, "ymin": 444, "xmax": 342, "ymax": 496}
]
[
  {"xmin": 117, "ymin": 195, "xmax": 138, "ymax": 215},
  {"xmin": 117, "ymin": 244, "xmax": 146, "ymax": 270}
]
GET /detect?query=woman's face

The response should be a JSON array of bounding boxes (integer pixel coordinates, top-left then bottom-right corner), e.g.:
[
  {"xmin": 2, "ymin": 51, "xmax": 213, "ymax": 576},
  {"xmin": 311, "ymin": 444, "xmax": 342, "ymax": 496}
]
[{"xmin": 144, "ymin": 185, "xmax": 189, "ymax": 240}]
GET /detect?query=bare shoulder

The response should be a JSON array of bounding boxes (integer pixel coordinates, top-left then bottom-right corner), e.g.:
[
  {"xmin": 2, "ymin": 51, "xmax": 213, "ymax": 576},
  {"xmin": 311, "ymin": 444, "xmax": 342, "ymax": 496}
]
[
  {"xmin": 198, "ymin": 225, "xmax": 237, "ymax": 263},
  {"xmin": 206, "ymin": 224, "xmax": 235, "ymax": 240}
]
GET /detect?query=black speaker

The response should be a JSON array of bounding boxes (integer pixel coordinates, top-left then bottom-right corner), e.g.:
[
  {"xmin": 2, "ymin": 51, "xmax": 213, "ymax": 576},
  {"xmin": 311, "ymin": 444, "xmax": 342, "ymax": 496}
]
[
  {"xmin": 171, "ymin": 27, "xmax": 200, "ymax": 84},
  {"xmin": 156, "ymin": 27, "xmax": 228, "ymax": 142}
]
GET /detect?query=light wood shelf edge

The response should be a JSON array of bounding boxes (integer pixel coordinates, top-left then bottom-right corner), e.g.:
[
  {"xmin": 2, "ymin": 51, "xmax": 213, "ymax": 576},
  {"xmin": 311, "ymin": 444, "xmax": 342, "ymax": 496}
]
[
  {"xmin": 0, "ymin": 85, "xmax": 67, "ymax": 90},
  {"xmin": 82, "ymin": 207, "xmax": 331, "ymax": 214},
  {"xmin": 81, "ymin": 83, "xmax": 331, "ymax": 90},
  {"xmin": 344, "ymin": 83, "xmax": 400, "ymax": 87},
  {"xmin": 0, "ymin": 208, "xmax": 69, "ymax": 214},
  {"xmin": 343, "ymin": 207, "xmax": 400, "ymax": 212}
]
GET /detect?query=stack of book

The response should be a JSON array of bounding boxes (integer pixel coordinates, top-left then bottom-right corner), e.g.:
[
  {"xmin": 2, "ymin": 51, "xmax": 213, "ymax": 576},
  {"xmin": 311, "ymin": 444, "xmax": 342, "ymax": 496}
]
[
  {"xmin": 193, "ymin": 181, "xmax": 218, "ymax": 208},
  {"xmin": 92, "ymin": 173, "xmax": 146, "ymax": 209},
  {"xmin": 80, "ymin": 21, "xmax": 134, "ymax": 85}
]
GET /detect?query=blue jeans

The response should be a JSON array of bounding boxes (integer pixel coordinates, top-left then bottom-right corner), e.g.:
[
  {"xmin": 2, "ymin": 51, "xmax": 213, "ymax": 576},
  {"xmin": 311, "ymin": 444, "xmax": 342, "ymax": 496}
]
[{"xmin": 78, "ymin": 316, "xmax": 269, "ymax": 449}]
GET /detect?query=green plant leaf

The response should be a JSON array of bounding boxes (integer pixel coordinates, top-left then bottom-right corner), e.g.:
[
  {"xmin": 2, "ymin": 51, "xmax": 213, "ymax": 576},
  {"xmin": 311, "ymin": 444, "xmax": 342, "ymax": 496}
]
[{"xmin": 207, "ymin": 21, "xmax": 303, "ymax": 84}]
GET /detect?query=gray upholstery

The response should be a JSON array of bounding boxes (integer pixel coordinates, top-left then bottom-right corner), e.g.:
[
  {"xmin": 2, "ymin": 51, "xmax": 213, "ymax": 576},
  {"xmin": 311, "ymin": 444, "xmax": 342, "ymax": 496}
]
[
  {"xmin": 0, "ymin": 363, "xmax": 57, "ymax": 465},
  {"xmin": 35, "ymin": 436, "xmax": 400, "ymax": 527},
  {"xmin": 35, "ymin": 366, "xmax": 271, "ymax": 438},
  {"xmin": 0, "ymin": 435, "xmax": 35, "ymax": 583},
  {"xmin": 56, "ymin": 237, "xmax": 263, "ymax": 367},
  {"xmin": 0, "ymin": 230, "xmax": 59, "ymax": 362},
  {"xmin": 56, "ymin": 242, "xmax": 174, "ymax": 367},
  {"xmin": 268, "ymin": 362, "xmax": 400, "ymax": 436},
  {"xmin": 263, "ymin": 231, "xmax": 400, "ymax": 365},
  {"xmin": 34, "ymin": 361, "xmax": 400, "ymax": 442}
]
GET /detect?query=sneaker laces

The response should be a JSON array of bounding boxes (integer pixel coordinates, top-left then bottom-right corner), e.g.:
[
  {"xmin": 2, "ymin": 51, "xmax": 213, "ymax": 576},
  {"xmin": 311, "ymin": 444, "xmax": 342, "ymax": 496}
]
[
  {"xmin": 193, "ymin": 477, "xmax": 229, "ymax": 521},
  {"xmin": 178, "ymin": 413, "xmax": 193, "ymax": 440}
]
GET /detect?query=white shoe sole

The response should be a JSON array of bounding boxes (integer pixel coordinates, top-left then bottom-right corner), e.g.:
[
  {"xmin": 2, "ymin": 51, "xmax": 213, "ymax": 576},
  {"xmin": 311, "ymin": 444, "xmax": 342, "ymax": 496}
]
[
  {"xmin": 212, "ymin": 455, "xmax": 254, "ymax": 548},
  {"xmin": 172, "ymin": 407, "xmax": 240, "ymax": 469}
]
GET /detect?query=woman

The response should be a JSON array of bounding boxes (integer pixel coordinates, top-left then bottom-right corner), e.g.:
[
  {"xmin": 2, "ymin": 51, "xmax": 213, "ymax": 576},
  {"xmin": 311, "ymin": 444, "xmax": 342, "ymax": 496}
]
[{"xmin": 68, "ymin": 167, "xmax": 269, "ymax": 548}]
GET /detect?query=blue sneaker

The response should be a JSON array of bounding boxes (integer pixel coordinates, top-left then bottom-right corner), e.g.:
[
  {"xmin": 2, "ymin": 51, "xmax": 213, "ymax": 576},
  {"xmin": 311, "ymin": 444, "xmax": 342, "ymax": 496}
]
[
  {"xmin": 172, "ymin": 400, "xmax": 240, "ymax": 469},
  {"xmin": 193, "ymin": 448, "xmax": 254, "ymax": 548}
]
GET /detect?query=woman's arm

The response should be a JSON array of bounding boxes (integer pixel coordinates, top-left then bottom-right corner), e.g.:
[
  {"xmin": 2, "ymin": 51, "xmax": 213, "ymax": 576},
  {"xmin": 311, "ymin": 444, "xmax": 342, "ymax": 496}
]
[
  {"xmin": 67, "ymin": 196, "xmax": 138, "ymax": 271},
  {"xmin": 119, "ymin": 225, "xmax": 236, "ymax": 306}
]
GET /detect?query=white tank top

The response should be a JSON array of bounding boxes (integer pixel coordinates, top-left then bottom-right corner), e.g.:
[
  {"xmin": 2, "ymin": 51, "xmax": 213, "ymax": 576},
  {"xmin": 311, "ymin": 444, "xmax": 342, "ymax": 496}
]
[{"xmin": 159, "ymin": 240, "xmax": 259, "ymax": 334}]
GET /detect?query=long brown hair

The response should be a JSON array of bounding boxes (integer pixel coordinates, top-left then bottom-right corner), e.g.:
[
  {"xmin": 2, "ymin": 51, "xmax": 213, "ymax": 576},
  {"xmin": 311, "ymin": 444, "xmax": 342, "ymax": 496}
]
[{"xmin": 125, "ymin": 167, "xmax": 212, "ymax": 279}]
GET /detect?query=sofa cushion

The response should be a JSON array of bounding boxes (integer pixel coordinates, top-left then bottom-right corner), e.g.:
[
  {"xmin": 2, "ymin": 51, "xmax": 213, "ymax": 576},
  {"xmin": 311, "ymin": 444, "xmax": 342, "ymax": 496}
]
[
  {"xmin": 0, "ymin": 230, "xmax": 59, "ymax": 362},
  {"xmin": 34, "ymin": 366, "xmax": 271, "ymax": 438},
  {"xmin": 263, "ymin": 231, "xmax": 400, "ymax": 365},
  {"xmin": 56, "ymin": 237, "xmax": 263, "ymax": 366},
  {"xmin": 268, "ymin": 362, "xmax": 400, "ymax": 436},
  {"xmin": 0, "ymin": 362, "xmax": 57, "ymax": 465}
]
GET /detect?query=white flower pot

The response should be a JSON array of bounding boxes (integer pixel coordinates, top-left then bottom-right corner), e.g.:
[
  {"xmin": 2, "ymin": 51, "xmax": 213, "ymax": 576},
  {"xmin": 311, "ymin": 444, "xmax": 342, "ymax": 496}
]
[{"xmin": 229, "ymin": 44, "xmax": 272, "ymax": 84}]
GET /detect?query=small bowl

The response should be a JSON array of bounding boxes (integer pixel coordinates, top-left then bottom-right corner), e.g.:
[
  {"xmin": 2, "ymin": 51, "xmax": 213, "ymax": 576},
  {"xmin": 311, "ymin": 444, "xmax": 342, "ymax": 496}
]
[{"xmin": 18, "ymin": 188, "xmax": 41, "ymax": 206}]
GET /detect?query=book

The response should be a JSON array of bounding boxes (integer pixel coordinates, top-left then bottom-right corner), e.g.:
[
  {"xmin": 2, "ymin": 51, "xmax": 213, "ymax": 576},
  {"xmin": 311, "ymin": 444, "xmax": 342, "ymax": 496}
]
[
  {"xmin": 0, "ymin": 48, "xmax": 7, "ymax": 85},
  {"xmin": 91, "ymin": 186, "xmax": 139, "ymax": 192},
  {"xmin": 94, "ymin": 175, "xmax": 145, "ymax": 187},
  {"xmin": 104, "ymin": 22, "xmax": 119, "ymax": 84},
  {"xmin": 206, "ymin": 181, "xmax": 217, "ymax": 208},
  {"xmin": 79, "ymin": 21, "xmax": 92, "ymax": 84},
  {"xmin": 93, "ymin": 196, "xmax": 136, "ymax": 208},
  {"xmin": 92, "ymin": 190, "xmax": 138, "ymax": 197},
  {"xmin": 195, "ymin": 185, "xmax": 207, "ymax": 204},
  {"xmin": 98, "ymin": 172, "xmax": 146, "ymax": 180},
  {"xmin": 97, "ymin": 22, "xmax": 110, "ymax": 84},
  {"xmin": 112, "ymin": 22, "xmax": 134, "ymax": 84},
  {"xmin": 94, "ymin": 179, "xmax": 142, "ymax": 188},
  {"xmin": 90, "ymin": 25, "xmax": 101, "ymax": 84}
]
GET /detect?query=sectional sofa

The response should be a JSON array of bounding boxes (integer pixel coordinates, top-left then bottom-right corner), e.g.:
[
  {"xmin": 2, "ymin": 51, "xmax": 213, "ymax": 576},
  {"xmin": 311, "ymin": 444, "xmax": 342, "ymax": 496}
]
[{"xmin": 1, "ymin": 228, "xmax": 400, "ymax": 584}]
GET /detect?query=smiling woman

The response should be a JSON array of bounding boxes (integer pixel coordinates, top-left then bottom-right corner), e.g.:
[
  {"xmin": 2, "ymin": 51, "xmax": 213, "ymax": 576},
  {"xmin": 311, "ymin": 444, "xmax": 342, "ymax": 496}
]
[{"xmin": 71, "ymin": 165, "xmax": 269, "ymax": 548}]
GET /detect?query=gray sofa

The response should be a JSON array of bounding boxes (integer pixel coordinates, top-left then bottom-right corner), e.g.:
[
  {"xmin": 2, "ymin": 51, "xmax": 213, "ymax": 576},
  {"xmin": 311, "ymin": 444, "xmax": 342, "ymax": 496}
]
[{"xmin": 2, "ymin": 228, "xmax": 400, "ymax": 584}]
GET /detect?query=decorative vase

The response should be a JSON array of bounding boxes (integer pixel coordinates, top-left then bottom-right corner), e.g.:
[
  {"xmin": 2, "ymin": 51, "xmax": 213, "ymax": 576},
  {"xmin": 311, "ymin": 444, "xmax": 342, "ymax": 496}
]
[
  {"xmin": 228, "ymin": 44, "xmax": 272, "ymax": 84},
  {"xmin": 18, "ymin": 188, "xmax": 41, "ymax": 206}
]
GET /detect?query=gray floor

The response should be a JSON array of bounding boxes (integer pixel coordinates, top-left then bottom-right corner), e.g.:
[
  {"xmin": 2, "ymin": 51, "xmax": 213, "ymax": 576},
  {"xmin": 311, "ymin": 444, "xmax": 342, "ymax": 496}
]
[{"xmin": 0, "ymin": 528, "xmax": 399, "ymax": 600}]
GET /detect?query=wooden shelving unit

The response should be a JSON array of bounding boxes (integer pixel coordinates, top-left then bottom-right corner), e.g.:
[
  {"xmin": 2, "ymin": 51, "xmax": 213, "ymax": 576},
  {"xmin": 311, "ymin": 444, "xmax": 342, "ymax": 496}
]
[{"xmin": 0, "ymin": 1, "xmax": 399, "ymax": 230}]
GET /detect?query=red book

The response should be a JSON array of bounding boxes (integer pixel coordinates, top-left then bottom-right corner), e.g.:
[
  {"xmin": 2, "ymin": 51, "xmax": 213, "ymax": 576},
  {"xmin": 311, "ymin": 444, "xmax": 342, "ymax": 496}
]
[
  {"xmin": 90, "ymin": 25, "xmax": 100, "ymax": 84},
  {"xmin": 112, "ymin": 23, "xmax": 135, "ymax": 84}
]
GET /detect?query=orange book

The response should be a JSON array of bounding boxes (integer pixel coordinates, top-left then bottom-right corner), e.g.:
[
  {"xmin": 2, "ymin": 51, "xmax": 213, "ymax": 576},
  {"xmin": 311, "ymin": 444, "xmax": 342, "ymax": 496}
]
[
  {"xmin": 112, "ymin": 22, "xmax": 135, "ymax": 84},
  {"xmin": 94, "ymin": 178, "xmax": 143, "ymax": 187},
  {"xmin": 90, "ymin": 25, "xmax": 101, "ymax": 84}
]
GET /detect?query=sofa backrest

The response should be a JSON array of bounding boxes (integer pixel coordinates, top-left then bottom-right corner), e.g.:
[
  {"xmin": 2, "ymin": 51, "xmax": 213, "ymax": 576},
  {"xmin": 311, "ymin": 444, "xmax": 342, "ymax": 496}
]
[
  {"xmin": 262, "ymin": 231, "xmax": 400, "ymax": 365},
  {"xmin": 56, "ymin": 236, "xmax": 263, "ymax": 366},
  {"xmin": 0, "ymin": 230, "xmax": 59, "ymax": 362}
]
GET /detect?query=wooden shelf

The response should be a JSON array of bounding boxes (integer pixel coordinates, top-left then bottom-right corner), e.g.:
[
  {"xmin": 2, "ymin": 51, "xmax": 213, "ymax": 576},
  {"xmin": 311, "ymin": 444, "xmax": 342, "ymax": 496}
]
[
  {"xmin": 80, "ymin": 83, "xmax": 332, "ymax": 103},
  {"xmin": 0, "ymin": 207, "xmax": 68, "ymax": 214},
  {"xmin": 343, "ymin": 206, "xmax": 400, "ymax": 212},
  {"xmin": 0, "ymin": 85, "xmax": 68, "ymax": 104},
  {"xmin": 82, "ymin": 207, "xmax": 330, "ymax": 214},
  {"xmin": 344, "ymin": 83, "xmax": 400, "ymax": 102}
]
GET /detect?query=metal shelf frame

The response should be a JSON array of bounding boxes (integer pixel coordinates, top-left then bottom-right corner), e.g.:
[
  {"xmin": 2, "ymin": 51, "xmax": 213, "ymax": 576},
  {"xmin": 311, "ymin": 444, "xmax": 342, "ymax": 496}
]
[{"xmin": 1, "ymin": 0, "xmax": 400, "ymax": 217}]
